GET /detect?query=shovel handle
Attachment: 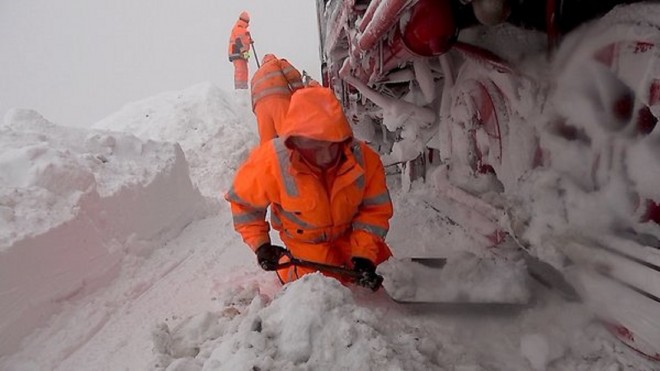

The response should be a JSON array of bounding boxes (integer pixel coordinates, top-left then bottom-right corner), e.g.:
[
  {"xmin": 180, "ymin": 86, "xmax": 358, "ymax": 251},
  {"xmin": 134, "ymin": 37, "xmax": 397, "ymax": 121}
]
[
  {"xmin": 275, "ymin": 256, "xmax": 361, "ymax": 279},
  {"xmin": 274, "ymin": 251, "xmax": 384, "ymax": 291}
]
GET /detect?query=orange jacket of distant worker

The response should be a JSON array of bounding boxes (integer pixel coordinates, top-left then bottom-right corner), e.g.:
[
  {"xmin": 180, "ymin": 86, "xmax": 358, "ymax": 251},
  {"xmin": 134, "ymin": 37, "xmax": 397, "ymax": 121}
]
[
  {"xmin": 228, "ymin": 12, "xmax": 252, "ymax": 62},
  {"xmin": 228, "ymin": 12, "xmax": 252, "ymax": 89},
  {"xmin": 225, "ymin": 87, "xmax": 393, "ymax": 283},
  {"xmin": 250, "ymin": 54, "xmax": 304, "ymax": 143}
]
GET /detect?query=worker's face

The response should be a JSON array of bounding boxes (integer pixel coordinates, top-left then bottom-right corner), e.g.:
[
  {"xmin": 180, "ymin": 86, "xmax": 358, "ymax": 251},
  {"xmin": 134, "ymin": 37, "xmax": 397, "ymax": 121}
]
[{"xmin": 290, "ymin": 137, "xmax": 342, "ymax": 169}]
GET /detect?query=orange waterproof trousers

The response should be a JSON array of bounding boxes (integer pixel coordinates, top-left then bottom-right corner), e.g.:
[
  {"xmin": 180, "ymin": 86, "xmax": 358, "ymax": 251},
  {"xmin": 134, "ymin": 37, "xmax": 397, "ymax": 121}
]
[
  {"xmin": 253, "ymin": 96, "xmax": 290, "ymax": 144},
  {"xmin": 233, "ymin": 59, "xmax": 248, "ymax": 89}
]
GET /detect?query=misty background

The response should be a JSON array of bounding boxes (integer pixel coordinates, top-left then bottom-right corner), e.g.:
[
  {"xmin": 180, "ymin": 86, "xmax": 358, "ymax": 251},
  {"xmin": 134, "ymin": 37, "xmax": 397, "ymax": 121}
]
[{"xmin": 0, "ymin": 0, "xmax": 321, "ymax": 128}]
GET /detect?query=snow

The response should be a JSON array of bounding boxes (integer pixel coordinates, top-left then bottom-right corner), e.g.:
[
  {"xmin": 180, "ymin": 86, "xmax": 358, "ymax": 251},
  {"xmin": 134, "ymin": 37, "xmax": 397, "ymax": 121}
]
[
  {"xmin": 2, "ymin": 3, "xmax": 660, "ymax": 368},
  {"xmin": 0, "ymin": 108, "xmax": 209, "ymax": 357},
  {"xmin": 0, "ymin": 82, "xmax": 656, "ymax": 371},
  {"xmin": 92, "ymin": 83, "xmax": 257, "ymax": 197},
  {"xmin": 380, "ymin": 251, "xmax": 530, "ymax": 304}
]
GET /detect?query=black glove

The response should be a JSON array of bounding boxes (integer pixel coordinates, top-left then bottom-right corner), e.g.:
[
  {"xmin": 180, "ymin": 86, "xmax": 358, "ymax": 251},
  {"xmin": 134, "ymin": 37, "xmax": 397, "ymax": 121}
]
[
  {"xmin": 256, "ymin": 243, "xmax": 286, "ymax": 271},
  {"xmin": 352, "ymin": 257, "xmax": 383, "ymax": 291}
]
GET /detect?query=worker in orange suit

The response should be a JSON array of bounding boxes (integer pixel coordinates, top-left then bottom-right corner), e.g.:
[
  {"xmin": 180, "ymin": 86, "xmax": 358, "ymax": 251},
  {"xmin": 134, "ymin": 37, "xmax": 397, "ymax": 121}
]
[
  {"xmin": 225, "ymin": 87, "xmax": 393, "ymax": 290},
  {"xmin": 228, "ymin": 11, "xmax": 252, "ymax": 89},
  {"xmin": 250, "ymin": 54, "xmax": 304, "ymax": 144}
]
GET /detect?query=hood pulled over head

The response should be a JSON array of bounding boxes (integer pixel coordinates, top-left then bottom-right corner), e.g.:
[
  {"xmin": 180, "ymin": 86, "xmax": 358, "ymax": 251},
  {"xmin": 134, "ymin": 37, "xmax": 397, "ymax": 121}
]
[
  {"xmin": 280, "ymin": 87, "xmax": 353, "ymax": 143},
  {"xmin": 262, "ymin": 53, "xmax": 277, "ymax": 65},
  {"xmin": 239, "ymin": 11, "xmax": 250, "ymax": 23}
]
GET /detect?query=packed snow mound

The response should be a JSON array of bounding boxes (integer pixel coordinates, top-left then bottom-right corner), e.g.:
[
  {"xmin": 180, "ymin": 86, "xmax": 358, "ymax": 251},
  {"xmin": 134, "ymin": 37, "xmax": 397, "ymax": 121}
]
[
  {"xmin": 152, "ymin": 274, "xmax": 444, "ymax": 371},
  {"xmin": 149, "ymin": 270, "xmax": 653, "ymax": 371},
  {"xmin": 93, "ymin": 82, "xmax": 258, "ymax": 196},
  {"xmin": 1, "ymin": 109, "xmax": 204, "ymax": 247},
  {"xmin": 0, "ymin": 108, "xmax": 209, "ymax": 356}
]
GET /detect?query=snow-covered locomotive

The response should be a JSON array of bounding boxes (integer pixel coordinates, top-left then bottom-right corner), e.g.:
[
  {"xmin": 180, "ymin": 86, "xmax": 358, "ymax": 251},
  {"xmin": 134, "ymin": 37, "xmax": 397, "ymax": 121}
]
[{"xmin": 316, "ymin": 0, "xmax": 660, "ymax": 360}]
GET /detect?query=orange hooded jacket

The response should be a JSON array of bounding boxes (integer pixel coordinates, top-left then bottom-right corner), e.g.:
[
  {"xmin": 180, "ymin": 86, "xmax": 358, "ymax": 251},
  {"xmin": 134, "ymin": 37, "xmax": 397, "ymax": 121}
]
[
  {"xmin": 225, "ymin": 87, "xmax": 393, "ymax": 282},
  {"xmin": 250, "ymin": 54, "xmax": 304, "ymax": 109},
  {"xmin": 228, "ymin": 14, "xmax": 252, "ymax": 62},
  {"xmin": 250, "ymin": 54, "xmax": 305, "ymax": 143}
]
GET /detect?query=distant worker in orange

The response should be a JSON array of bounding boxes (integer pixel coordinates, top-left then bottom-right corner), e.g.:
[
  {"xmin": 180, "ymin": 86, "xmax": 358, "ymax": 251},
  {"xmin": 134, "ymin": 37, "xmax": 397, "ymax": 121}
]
[
  {"xmin": 250, "ymin": 54, "xmax": 304, "ymax": 143},
  {"xmin": 225, "ymin": 87, "xmax": 393, "ymax": 290},
  {"xmin": 228, "ymin": 11, "xmax": 253, "ymax": 89}
]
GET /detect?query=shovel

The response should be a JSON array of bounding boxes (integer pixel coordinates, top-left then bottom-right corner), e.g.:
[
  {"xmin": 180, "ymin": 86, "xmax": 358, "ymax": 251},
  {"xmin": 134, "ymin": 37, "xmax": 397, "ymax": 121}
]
[
  {"xmin": 274, "ymin": 248, "xmax": 578, "ymax": 305},
  {"xmin": 251, "ymin": 40, "xmax": 261, "ymax": 69},
  {"xmin": 275, "ymin": 254, "xmax": 529, "ymax": 305},
  {"xmin": 381, "ymin": 251, "xmax": 579, "ymax": 305},
  {"xmin": 275, "ymin": 252, "xmax": 384, "ymax": 291}
]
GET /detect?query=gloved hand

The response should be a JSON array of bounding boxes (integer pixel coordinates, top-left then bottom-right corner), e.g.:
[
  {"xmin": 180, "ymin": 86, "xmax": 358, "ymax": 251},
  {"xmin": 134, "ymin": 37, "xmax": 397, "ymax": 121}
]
[
  {"xmin": 352, "ymin": 257, "xmax": 383, "ymax": 291},
  {"xmin": 255, "ymin": 243, "xmax": 286, "ymax": 271},
  {"xmin": 242, "ymin": 50, "xmax": 251, "ymax": 59}
]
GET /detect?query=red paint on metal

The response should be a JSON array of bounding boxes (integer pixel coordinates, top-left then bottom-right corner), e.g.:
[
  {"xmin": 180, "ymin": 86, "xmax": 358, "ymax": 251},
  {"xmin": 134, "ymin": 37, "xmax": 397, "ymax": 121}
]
[
  {"xmin": 546, "ymin": 0, "xmax": 559, "ymax": 50},
  {"xmin": 401, "ymin": 0, "xmax": 455, "ymax": 56},
  {"xmin": 357, "ymin": 0, "xmax": 408, "ymax": 52},
  {"xmin": 358, "ymin": 0, "xmax": 382, "ymax": 32},
  {"xmin": 633, "ymin": 41, "xmax": 654, "ymax": 54},
  {"xmin": 641, "ymin": 199, "xmax": 660, "ymax": 225},
  {"xmin": 649, "ymin": 79, "xmax": 660, "ymax": 106},
  {"xmin": 474, "ymin": 81, "xmax": 503, "ymax": 164},
  {"xmin": 486, "ymin": 230, "xmax": 507, "ymax": 245},
  {"xmin": 604, "ymin": 322, "xmax": 660, "ymax": 362},
  {"xmin": 453, "ymin": 42, "xmax": 513, "ymax": 73},
  {"xmin": 636, "ymin": 106, "xmax": 657, "ymax": 135},
  {"xmin": 594, "ymin": 44, "xmax": 616, "ymax": 67}
]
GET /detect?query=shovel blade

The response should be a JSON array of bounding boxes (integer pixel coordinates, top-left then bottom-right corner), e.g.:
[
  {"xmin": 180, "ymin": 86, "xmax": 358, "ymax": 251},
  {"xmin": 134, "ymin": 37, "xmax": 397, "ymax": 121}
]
[{"xmin": 379, "ymin": 254, "xmax": 532, "ymax": 305}]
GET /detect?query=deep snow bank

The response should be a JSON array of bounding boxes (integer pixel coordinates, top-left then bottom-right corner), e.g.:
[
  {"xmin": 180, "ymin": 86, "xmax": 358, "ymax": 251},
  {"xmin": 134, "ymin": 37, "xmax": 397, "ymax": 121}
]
[
  {"xmin": 151, "ymin": 274, "xmax": 445, "ymax": 371},
  {"xmin": 0, "ymin": 109, "xmax": 209, "ymax": 356},
  {"xmin": 93, "ymin": 83, "xmax": 257, "ymax": 196}
]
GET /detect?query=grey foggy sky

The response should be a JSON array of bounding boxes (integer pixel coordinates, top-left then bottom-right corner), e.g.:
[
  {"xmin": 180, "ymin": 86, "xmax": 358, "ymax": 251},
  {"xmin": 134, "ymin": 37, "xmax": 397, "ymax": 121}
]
[{"xmin": 0, "ymin": 0, "xmax": 321, "ymax": 127}]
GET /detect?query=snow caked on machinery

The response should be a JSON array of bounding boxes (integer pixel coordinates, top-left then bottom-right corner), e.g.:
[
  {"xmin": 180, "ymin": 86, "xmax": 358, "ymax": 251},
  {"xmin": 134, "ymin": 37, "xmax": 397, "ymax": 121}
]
[{"xmin": 315, "ymin": 0, "xmax": 660, "ymax": 361}]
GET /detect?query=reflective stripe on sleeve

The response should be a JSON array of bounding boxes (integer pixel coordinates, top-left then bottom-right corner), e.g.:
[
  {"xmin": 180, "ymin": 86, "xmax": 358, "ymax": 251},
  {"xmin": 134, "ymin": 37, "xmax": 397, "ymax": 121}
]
[
  {"xmin": 233, "ymin": 209, "xmax": 266, "ymax": 225},
  {"xmin": 289, "ymin": 81, "xmax": 305, "ymax": 90},
  {"xmin": 281, "ymin": 66, "xmax": 295, "ymax": 74},
  {"xmin": 272, "ymin": 204, "xmax": 319, "ymax": 230},
  {"xmin": 273, "ymin": 139, "xmax": 299, "ymax": 197},
  {"xmin": 252, "ymin": 86, "xmax": 293, "ymax": 105},
  {"xmin": 352, "ymin": 221, "xmax": 388, "ymax": 238},
  {"xmin": 355, "ymin": 174, "xmax": 365, "ymax": 190},
  {"xmin": 361, "ymin": 191, "xmax": 391, "ymax": 206},
  {"xmin": 251, "ymin": 70, "xmax": 290, "ymax": 89},
  {"xmin": 271, "ymin": 210, "xmax": 282, "ymax": 227},
  {"xmin": 226, "ymin": 187, "xmax": 255, "ymax": 207},
  {"xmin": 351, "ymin": 141, "xmax": 365, "ymax": 168}
]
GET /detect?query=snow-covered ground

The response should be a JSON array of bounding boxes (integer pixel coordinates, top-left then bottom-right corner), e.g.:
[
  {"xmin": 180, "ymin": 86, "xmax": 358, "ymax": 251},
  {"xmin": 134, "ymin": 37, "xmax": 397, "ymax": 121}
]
[{"xmin": 1, "ymin": 82, "xmax": 657, "ymax": 371}]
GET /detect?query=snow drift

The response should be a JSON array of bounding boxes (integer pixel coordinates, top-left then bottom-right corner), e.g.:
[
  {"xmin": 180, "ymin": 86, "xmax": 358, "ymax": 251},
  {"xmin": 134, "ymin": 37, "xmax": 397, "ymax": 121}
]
[
  {"xmin": 0, "ymin": 108, "xmax": 209, "ymax": 356},
  {"xmin": 0, "ymin": 81, "xmax": 656, "ymax": 371},
  {"xmin": 93, "ymin": 83, "xmax": 257, "ymax": 197}
]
